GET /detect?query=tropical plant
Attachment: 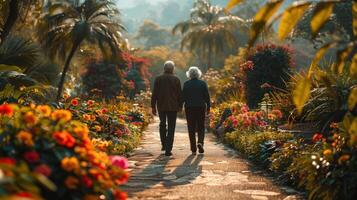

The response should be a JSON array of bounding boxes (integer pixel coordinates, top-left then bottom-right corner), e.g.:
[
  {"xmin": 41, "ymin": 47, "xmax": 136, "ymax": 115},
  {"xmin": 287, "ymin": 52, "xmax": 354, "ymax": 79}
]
[
  {"xmin": 173, "ymin": 0, "xmax": 245, "ymax": 70},
  {"xmin": 39, "ymin": 0, "xmax": 126, "ymax": 101}
]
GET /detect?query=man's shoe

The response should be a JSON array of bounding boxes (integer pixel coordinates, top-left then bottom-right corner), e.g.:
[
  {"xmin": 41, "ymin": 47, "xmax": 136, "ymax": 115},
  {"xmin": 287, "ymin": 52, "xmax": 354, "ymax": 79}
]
[
  {"xmin": 197, "ymin": 143, "xmax": 204, "ymax": 154},
  {"xmin": 161, "ymin": 146, "xmax": 165, "ymax": 151},
  {"xmin": 165, "ymin": 152, "xmax": 172, "ymax": 156},
  {"xmin": 192, "ymin": 151, "xmax": 197, "ymax": 155}
]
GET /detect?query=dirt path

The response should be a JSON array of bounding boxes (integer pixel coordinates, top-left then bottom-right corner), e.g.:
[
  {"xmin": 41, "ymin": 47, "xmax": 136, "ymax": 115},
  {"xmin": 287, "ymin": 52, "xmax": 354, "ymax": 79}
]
[{"xmin": 122, "ymin": 117, "xmax": 303, "ymax": 200}]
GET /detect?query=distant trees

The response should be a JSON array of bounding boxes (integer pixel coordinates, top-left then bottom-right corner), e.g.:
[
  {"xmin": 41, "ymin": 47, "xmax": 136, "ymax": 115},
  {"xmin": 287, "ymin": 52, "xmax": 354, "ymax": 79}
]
[{"xmin": 173, "ymin": 0, "xmax": 245, "ymax": 70}]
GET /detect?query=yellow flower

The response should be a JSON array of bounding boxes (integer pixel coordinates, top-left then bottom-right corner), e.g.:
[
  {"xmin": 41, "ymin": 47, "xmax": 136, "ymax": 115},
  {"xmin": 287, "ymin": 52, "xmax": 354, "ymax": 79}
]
[
  {"xmin": 36, "ymin": 105, "xmax": 52, "ymax": 117},
  {"xmin": 51, "ymin": 109, "xmax": 72, "ymax": 122},
  {"xmin": 16, "ymin": 131, "xmax": 34, "ymax": 147},
  {"xmin": 61, "ymin": 157, "xmax": 80, "ymax": 172},
  {"xmin": 65, "ymin": 176, "xmax": 79, "ymax": 189},
  {"xmin": 323, "ymin": 149, "xmax": 332, "ymax": 156},
  {"xmin": 23, "ymin": 111, "xmax": 38, "ymax": 125}
]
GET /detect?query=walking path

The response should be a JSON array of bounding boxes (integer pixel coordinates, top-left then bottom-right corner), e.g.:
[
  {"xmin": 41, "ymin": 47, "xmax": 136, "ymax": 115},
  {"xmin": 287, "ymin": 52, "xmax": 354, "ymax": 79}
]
[{"xmin": 123, "ymin": 118, "xmax": 303, "ymax": 200}]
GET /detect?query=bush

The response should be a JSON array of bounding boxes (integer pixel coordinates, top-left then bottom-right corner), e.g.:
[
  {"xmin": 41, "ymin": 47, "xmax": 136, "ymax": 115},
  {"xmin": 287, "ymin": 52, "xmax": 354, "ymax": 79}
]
[
  {"xmin": 0, "ymin": 104, "xmax": 129, "ymax": 200},
  {"xmin": 244, "ymin": 44, "xmax": 293, "ymax": 108},
  {"xmin": 224, "ymin": 130, "xmax": 293, "ymax": 162}
]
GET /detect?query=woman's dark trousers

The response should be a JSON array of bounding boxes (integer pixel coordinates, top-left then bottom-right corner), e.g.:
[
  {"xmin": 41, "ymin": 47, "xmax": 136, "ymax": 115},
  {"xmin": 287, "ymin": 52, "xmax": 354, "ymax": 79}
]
[
  {"xmin": 185, "ymin": 107, "xmax": 206, "ymax": 152},
  {"xmin": 158, "ymin": 111, "xmax": 177, "ymax": 154}
]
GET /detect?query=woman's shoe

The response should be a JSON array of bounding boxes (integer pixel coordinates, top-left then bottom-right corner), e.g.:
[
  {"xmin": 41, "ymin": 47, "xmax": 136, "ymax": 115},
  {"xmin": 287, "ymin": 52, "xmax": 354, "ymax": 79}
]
[
  {"xmin": 165, "ymin": 152, "xmax": 173, "ymax": 156},
  {"xmin": 197, "ymin": 143, "xmax": 204, "ymax": 154}
]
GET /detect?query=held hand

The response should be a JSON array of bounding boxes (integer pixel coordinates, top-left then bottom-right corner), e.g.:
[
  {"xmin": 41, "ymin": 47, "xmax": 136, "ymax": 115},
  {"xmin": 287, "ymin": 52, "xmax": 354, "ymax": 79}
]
[{"xmin": 152, "ymin": 108, "xmax": 157, "ymax": 116}]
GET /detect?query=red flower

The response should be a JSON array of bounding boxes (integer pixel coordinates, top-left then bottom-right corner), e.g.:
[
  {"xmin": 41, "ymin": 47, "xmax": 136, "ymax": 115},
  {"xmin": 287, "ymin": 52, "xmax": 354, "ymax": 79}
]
[
  {"xmin": 34, "ymin": 164, "xmax": 52, "ymax": 177},
  {"xmin": 82, "ymin": 176, "xmax": 93, "ymax": 188},
  {"xmin": 53, "ymin": 131, "xmax": 76, "ymax": 148},
  {"xmin": 312, "ymin": 133, "xmax": 323, "ymax": 143},
  {"xmin": 101, "ymin": 108, "xmax": 108, "ymax": 114},
  {"xmin": 0, "ymin": 157, "xmax": 16, "ymax": 165},
  {"xmin": 87, "ymin": 100, "xmax": 95, "ymax": 106},
  {"xmin": 24, "ymin": 151, "xmax": 40, "ymax": 163},
  {"xmin": 116, "ymin": 172, "xmax": 129, "ymax": 184},
  {"xmin": 0, "ymin": 104, "xmax": 13, "ymax": 117},
  {"xmin": 14, "ymin": 192, "xmax": 33, "ymax": 198},
  {"xmin": 71, "ymin": 99, "xmax": 79, "ymax": 106},
  {"xmin": 113, "ymin": 190, "xmax": 128, "ymax": 200}
]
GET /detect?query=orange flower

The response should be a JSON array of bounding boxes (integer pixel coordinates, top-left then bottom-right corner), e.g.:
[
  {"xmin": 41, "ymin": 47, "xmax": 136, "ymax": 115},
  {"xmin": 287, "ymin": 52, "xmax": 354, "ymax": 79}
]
[
  {"xmin": 71, "ymin": 99, "xmax": 79, "ymax": 106},
  {"xmin": 16, "ymin": 131, "xmax": 34, "ymax": 147},
  {"xmin": 63, "ymin": 93, "xmax": 70, "ymax": 100},
  {"xmin": 90, "ymin": 115, "xmax": 96, "ymax": 122},
  {"xmin": 113, "ymin": 190, "xmax": 128, "ymax": 200},
  {"xmin": 53, "ymin": 131, "xmax": 76, "ymax": 148},
  {"xmin": 83, "ymin": 195, "xmax": 98, "ymax": 200},
  {"xmin": 23, "ymin": 111, "xmax": 37, "ymax": 125},
  {"xmin": 73, "ymin": 126, "xmax": 89, "ymax": 139},
  {"xmin": 51, "ymin": 109, "xmax": 72, "ymax": 122},
  {"xmin": 65, "ymin": 176, "xmax": 79, "ymax": 189},
  {"xmin": 0, "ymin": 104, "xmax": 14, "ymax": 117},
  {"xmin": 83, "ymin": 114, "xmax": 91, "ymax": 121},
  {"xmin": 61, "ymin": 157, "xmax": 80, "ymax": 172},
  {"xmin": 36, "ymin": 105, "xmax": 51, "ymax": 117},
  {"xmin": 94, "ymin": 125, "xmax": 102, "ymax": 132},
  {"xmin": 338, "ymin": 155, "xmax": 350, "ymax": 164},
  {"xmin": 323, "ymin": 149, "xmax": 332, "ymax": 156}
]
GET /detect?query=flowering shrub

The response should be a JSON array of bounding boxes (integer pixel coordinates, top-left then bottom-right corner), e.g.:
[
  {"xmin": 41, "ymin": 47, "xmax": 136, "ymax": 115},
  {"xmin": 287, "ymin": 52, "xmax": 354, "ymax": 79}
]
[
  {"xmin": 210, "ymin": 102, "xmax": 283, "ymax": 133},
  {"xmin": 0, "ymin": 104, "xmax": 129, "ymax": 200},
  {"xmin": 287, "ymin": 118, "xmax": 357, "ymax": 199},
  {"xmin": 244, "ymin": 44, "xmax": 294, "ymax": 108},
  {"xmin": 63, "ymin": 96, "xmax": 149, "ymax": 155}
]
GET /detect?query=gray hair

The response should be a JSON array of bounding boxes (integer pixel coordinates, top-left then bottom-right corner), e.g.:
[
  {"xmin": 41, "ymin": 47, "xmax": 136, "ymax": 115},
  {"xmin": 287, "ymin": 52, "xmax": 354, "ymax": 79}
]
[
  {"xmin": 164, "ymin": 60, "xmax": 175, "ymax": 73},
  {"xmin": 186, "ymin": 66, "xmax": 202, "ymax": 79}
]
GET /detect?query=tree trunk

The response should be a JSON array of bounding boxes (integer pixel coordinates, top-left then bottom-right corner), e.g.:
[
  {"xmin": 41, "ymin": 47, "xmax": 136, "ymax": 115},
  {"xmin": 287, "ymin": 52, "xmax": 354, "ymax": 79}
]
[
  {"xmin": 56, "ymin": 41, "xmax": 82, "ymax": 102},
  {"xmin": 0, "ymin": 0, "xmax": 19, "ymax": 44}
]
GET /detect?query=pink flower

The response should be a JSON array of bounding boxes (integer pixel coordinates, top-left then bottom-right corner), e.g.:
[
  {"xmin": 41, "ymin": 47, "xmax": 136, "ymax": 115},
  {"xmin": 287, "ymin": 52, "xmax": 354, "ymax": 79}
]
[
  {"xmin": 240, "ymin": 105, "xmax": 249, "ymax": 113},
  {"xmin": 110, "ymin": 156, "xmax": 129, "ymax": 169}
]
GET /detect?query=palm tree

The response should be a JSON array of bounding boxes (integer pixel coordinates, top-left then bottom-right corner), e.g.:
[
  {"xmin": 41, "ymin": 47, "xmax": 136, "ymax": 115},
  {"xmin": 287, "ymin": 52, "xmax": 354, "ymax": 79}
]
[
  {"xmin": 173, "ymin": 0, "xmax": 244, "ymax": 70},
  {"xmin": 39, "ymin": 0, "xmax": 126, "ymax": 101}
]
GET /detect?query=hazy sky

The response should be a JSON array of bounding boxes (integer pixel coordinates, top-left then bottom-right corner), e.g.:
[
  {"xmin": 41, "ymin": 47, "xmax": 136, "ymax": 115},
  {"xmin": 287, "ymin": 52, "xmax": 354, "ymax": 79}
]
[{"xmin": 116, "ymin": 0, "xmax": 169, "ymax": 8}]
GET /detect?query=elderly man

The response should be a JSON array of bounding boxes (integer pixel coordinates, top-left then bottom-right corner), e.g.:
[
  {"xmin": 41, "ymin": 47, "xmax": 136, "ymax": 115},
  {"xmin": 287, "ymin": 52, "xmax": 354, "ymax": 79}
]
[{"xmin": 151, "ymin": 61, "xmax": 182, "ymax": 156}]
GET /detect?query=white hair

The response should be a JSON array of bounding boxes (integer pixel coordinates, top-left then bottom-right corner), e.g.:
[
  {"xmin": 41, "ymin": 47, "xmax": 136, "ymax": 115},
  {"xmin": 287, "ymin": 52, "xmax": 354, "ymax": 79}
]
[
  {"xmin": 164, "ymin": 60, "xmax": 175, "ymax": 73},
  {"xmin": 186, "ymin": 66, "xmax": 202, "ymax": 79}
]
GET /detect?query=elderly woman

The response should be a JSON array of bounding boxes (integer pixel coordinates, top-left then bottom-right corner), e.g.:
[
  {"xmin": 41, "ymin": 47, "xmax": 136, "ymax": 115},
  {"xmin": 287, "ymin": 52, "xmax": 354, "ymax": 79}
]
[{"xmin": 183, "ymin": 66, "xmax": 210, "ymax": 155}]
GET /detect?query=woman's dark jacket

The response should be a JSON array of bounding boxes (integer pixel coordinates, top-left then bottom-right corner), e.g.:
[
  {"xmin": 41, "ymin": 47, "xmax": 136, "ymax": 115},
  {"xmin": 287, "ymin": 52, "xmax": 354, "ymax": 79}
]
[{"xmin": 182, "ymin": 78, "xmax": 210, "ymax": 111}]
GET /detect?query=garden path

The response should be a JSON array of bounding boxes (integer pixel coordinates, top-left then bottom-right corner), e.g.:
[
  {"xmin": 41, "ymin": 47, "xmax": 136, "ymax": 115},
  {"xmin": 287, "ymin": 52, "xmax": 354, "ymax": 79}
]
[{"xmin": 123, "ymin": 118, "xmax": 303, "ymax": 200}]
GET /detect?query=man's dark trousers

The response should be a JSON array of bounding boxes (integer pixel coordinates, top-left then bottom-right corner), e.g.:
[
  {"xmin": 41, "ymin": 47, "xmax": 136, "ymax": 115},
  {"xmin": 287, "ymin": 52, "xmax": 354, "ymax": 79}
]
[{"xmin": 158, "ymin": 111, "xmax": 177, "ymax": 154}]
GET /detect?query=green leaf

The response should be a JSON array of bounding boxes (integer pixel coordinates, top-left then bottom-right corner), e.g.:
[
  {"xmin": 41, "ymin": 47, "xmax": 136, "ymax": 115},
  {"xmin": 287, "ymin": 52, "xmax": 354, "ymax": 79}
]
[
  {"xmin": 334, "ymin": 45, "xmax": 353, "ymax": 75},
  {"xmin": 0, "ymin": 64, "xmax": 23, "ymax": 72},
  {"xmin": 249, "ymin": 0, "xmax": 284, "ymax": 47},
  {"xmin": 293, "ymin": 77, "xmax": 311, "ymax": 114},
  {"xmin": 350, "ymin": 53, "xmax": 357, "ymax": 77},
  {"xmin": 348, "ymin": 87, "xmax": 357, "ymax": 111},
  {"xmin": 34, "ymin": 173, "xmax": 57, "ymax": 191},
  {"xmin": 226, "ymin": 0, "xmax": 244, "ymax": 10},
  {"xmin": 278, "ymin": 2, "xmax": 311, "ymax": 40},
  {"xmin": 353, "ymin": 2, "xmax": 357, "ymax": 36},
  {"xmin": 309, "ymin": 43, "xmax": 334, "ymax": 77},
  {"xmin": 311, "ymin": 2, "xmax": 335, "ymax": 38}
]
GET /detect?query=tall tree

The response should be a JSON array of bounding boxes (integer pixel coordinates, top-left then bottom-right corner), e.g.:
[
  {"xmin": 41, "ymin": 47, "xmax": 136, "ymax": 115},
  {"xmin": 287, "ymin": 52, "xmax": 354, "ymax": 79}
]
[
  {"xmin": 39, "ymin": 0, "xmax": 126, "ymax": 101},
  {"xmin": 173, "ymin": 0, "xmax": 244, "ymax": 70}
]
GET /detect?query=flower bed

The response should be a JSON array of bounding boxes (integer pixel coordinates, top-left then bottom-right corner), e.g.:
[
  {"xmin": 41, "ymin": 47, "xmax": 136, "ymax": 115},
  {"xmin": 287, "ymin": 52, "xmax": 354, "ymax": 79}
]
[
  {"xmin": 0, "ymin": 104, "xmax": 129, "ymax": 200},
  {"xmin": 63, "ymin": 96, "xmax": 150, "ymax": 155}
]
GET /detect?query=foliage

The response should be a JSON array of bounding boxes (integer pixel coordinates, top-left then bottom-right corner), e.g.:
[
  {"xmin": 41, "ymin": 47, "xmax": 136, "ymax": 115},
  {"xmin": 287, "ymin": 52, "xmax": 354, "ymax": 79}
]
[
  {"xmin": 173, "ymin": 0, "xmax": 245, "ymax": 69},
  {"xmin": 39, "ymin": 0, "xmax": 126, "ymax": 101},
  {"xmin": 224, "ymin": 130, "xmax": 293, "ymax": 163},
  {"xmin": 0, "ymin": 104, "xmax": 129, "ymax": 200},
  {"xmin": 244, "ymin": 44, "xmax": 294, "ymax": 108}
]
